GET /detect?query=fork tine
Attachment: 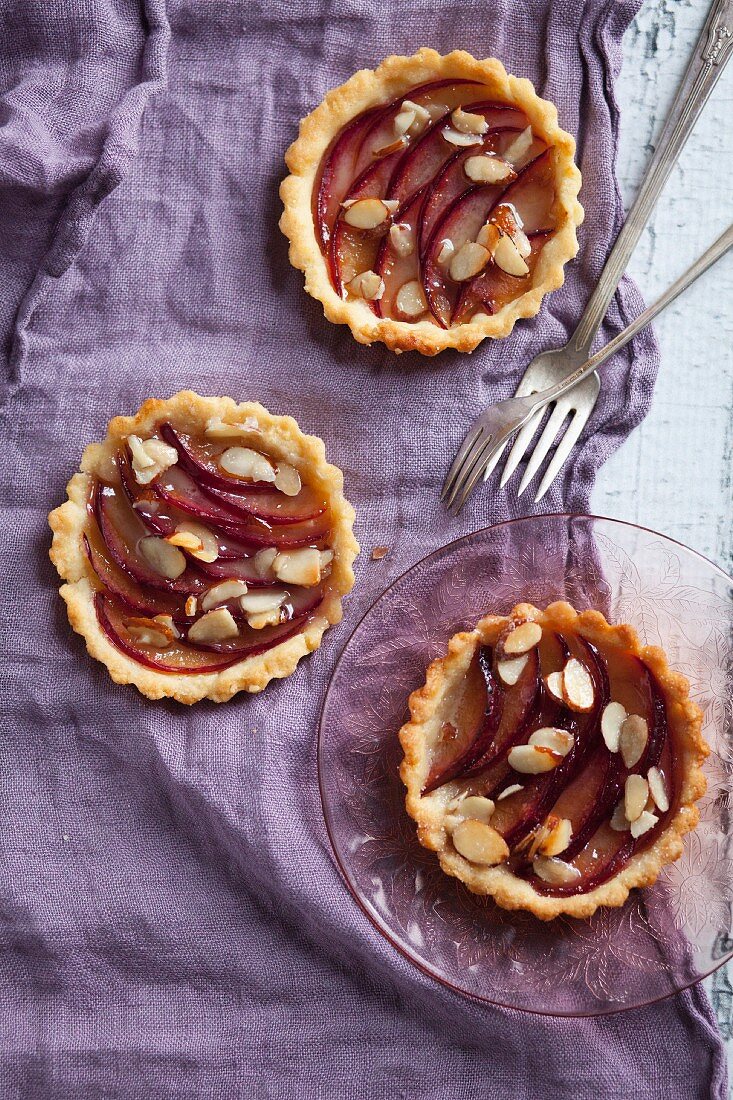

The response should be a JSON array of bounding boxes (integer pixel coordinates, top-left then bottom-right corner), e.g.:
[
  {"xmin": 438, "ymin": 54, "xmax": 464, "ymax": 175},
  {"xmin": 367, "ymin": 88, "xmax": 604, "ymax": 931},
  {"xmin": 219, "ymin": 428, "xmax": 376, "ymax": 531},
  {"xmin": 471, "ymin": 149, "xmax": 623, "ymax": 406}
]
[
  {"xmin": 516, "ymin": 403, "xmax": 570, "ymax": 497},
  {"xmin": 441, "ymin": 423, "xmax": 484, "ymax": 502},
  {"xmin": 533, "ymin": 401, "xmax": 595, "ymax": 503},
  {"xmin": 451, "ymin": 431, "xmax": 508, "ymax": 513},
  {"xmin": 443, "ymin": 426, "xmax": 489, "ymax": 508},
  {"xmin": 498, "ymin": 405, "xmax": 546, "ymax": 487},
  {"xmin": 482, "ymin": 438, "xmax": 509, "ymax": 482}
]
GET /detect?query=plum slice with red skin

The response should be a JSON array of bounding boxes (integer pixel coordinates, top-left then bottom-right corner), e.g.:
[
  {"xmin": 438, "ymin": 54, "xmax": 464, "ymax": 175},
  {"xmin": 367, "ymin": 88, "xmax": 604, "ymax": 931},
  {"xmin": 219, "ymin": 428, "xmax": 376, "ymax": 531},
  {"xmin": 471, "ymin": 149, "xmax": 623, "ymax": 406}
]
[
  {"xmin": 84, "ymin": 532, "xmax": 185, "ymax": 619},
  {"xmin": 196, "ymin": 555, "xmax": 286, "ymax": 588},
  {"xmin": 452, "ymin": 229, "xmax": 551, "ymax": 323},
  {"xmin": 314, "ymin": 105, "xmax": 386, "ymax": 254},
  {"xmin": 373, "ymin": 190, "xmax": 424, "ymax": 320}
]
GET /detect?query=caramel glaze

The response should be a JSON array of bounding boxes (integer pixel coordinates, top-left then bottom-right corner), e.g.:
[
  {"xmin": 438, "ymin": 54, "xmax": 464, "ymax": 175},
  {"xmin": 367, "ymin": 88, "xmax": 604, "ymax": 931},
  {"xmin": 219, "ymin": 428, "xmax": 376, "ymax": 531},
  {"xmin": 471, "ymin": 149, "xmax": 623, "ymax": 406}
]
[{"xmin": 425, "ymin": 629, "xmax": 677, "ymax": 897}]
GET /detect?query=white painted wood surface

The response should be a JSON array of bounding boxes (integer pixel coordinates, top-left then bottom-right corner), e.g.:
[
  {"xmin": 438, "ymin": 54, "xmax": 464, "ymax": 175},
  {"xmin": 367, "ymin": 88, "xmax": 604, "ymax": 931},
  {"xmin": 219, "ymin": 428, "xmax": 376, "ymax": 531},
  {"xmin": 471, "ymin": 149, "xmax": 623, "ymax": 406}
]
[{"xmin": 598, "ymin": 0, "xmax": 733, "ymax": 1065}]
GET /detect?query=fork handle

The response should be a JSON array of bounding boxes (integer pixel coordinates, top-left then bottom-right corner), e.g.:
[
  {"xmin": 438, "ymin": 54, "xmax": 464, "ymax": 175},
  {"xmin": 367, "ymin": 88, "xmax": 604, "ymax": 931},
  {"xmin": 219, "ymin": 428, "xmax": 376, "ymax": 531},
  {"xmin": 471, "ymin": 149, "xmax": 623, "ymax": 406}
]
[
  {"xmin": 540, "ymin": 223, "xmax": 733, "ymax": 406},
  {"xmin": 570, "ymin": 0, "xmax": 733, "ymax": 357}
]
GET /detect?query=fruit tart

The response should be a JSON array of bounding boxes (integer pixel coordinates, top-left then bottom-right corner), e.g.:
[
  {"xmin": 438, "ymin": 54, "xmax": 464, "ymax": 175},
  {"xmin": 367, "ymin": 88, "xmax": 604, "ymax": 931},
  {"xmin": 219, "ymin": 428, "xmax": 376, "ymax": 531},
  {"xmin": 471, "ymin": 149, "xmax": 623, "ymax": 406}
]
[
  {"xmin": 49, "ymin": 392, "xmax": 358, "ymax": 703},
  {"xmin": 399, "ymin": 602, "xmax": 707, "ymax": 920},
  {"xmin": 280, "ymin": 48, "xmax": 583, "ymax": 354}
]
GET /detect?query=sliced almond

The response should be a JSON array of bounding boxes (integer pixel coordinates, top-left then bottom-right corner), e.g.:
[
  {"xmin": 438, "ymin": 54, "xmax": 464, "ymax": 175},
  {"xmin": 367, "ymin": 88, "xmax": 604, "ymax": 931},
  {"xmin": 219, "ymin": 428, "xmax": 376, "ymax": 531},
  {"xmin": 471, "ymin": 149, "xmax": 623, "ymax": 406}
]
[
  {"xmin": 204, "ymin": 414, "xmax": 259, "ymax": 438},
  {"xmin": 394, "ymin": 107, "xmax": 416, "ymax": 136},
  {"xmin": 139, "ymin": 536, "xmax": 186, "ymax": 580},
  {"xmin": 342, "ymin": 197, "xmax": 391, "ymax": 229},
  {"xmin": 609, "ymin": 800, "xmax": 630, "ymax": 832},
  {"xmin": 443, "ymin": 126, "xmax": 483, "ymax": 147},
  {"xmin": 512, "ymin": 224, "xmax": 532, "ymax": 258},
  {"xmin": 528, "ymin": 727, "xmax": 573, "ymax": 757},
  {"xmin": 619, "ymin": 714, "xmax": 649, "ymax": 769},
  {"xmin": 201, "ymin": 579, "xmax": 249, "ymax": 612},
  {"xmin": 373, "ymin": 135, "xmax": 407, "ymax": 158},
  {"xmin": 240, "ymin": 589, "xmax": 287, "ymax": 614},
  {"xmin": 400, "ymin": 99, "xmax": 431, "ymax": 127},
  {"xmin": 451, "ymin": 106, "xmax": 488, "ymax": 135},
  {"xmin": 476, "ymin": 222, "xmax": 501, "ymax": 253},
  {"xmin": 539, "ymin": 816, "xmax": 572, "ymax": 857},
  {"xmin": 177, "ymin": 521, "xmax": 218, "ymax": 563},
  {"xmin": 166, "ymin": 530, "xmax": 203, "ymax": 553},
  {"xmin": 451, "ymin": 820, "xmax": 509, "ymax": 866},
  {"xmin": 544, "ymin": 670, "xmax": 565, "ymax": 704},
  {"xmin": 395, "ymin": 279, "xmax": 428, "ymax": 319},
  {"xmin": 128, "ymin": 434, "xmax": 155, "ymax": 469},
  {"xmin": 371, "ymin": 546, "xmax": 389, "ymax": 561},
  {"xmin": 346, "ymin": 270, "xmax": 385, "ymax": 301},
  {"xmin": 273, "ymin": 547, "xmax": 321, "ymax": 587},
  {"xmin": 533, "ymin": 856, "xmax": 581, "ymax": 886},
  {"xmin": 247, "ymin": 610, "xmax": 283, "ymax": 630},
  {"xmin": 601, "ymin": 701, "xmax": 627, "ymax": 753},
  {"xmin": 647, "ymin": 766, "xmax": 669, "ymax": 813},
  {"xmin": 185, "ymin": 595, "xmax": 197, "ymax": 617},
  {"xmin": 219, "ymin": 447, "xmax": 276, "ymax": 483},
  {"xmin": 449, "ymin": 241, "xmax": 490, "ymax": 281},
  {"xmin": 562, "ymin": 658, "xmax": 595, "ymax": 713},
  {"xmin": 128, "ymin": 434, "xmax": 178, "ymax": 485},
  {"xmin": 492, "ymin": 232, "xmax": 530, "ymax": 277},
  {"xmin": 187, "ymin": 607, "xmax": 239, "ymax": 645},
  {"xmin": 630, "ymin": 809, "xmax": 658, "ymax": 839},
  {"xmin": 274, "ymin": 463, "xmax": 301, "ymax": 497},
  {"xmin": 153, "ymin": 613, "xmax": 179, "ymax": 639},
  {"xmin": 454, "ymin": 795, "xmax": 496, "ymax": 824},
  {"xmin": 126, "ymin": 617, "xmax": 174, "ymax": 649},
  {"xmin": 436, "ymin": 238, "xmax": 455, "ymax": 265},
  {"xmin": 464, "ymin": 154, "xmax": 514, "ymax": 184},
  {"xmin": 496, "ymin": 783, "xmax": 523, "ymax": 801},
  {"xmin": 504, "ymin": 126, "xmax": 533, "ymax": 165},
  {"xmin": 383, "ymin": 199, "xmax": 400, "ymax": 214},
  {"xmin": 508, "ymin": 744, "xmax": 562, "ymax": 775},
  {"xmin": 624, "ymin": 774, "xmax": 649, "ymax": 823},
  {"xmin": 496, "ymin": 654, "xmax": 528, "ymax": 686},
  {"xmin": 503, "ymin": 620, "xmax": 542, "ymax": 656},
  {"xmin": 254, "ymin": 547, "xmax": 278, "ymax": 577},
  {"xmin": 389, "ymin": 222, "xmax": 414, "ymax": 257}
]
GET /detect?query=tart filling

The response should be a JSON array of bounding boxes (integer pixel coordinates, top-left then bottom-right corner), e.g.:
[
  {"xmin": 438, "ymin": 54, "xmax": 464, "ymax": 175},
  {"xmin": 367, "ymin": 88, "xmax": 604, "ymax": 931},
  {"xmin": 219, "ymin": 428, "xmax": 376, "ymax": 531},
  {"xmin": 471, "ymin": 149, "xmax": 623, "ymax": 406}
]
[
  {"xmin": 49, "ymin": 393, "xmax": 358, "ymax": 703},
  {"xmin": 399, "ymin": 602, "xmax": 707, "ymax": 920},
  {"xmin": 281, "ymin": 49, "xmax": 583, "ymax": 353}
]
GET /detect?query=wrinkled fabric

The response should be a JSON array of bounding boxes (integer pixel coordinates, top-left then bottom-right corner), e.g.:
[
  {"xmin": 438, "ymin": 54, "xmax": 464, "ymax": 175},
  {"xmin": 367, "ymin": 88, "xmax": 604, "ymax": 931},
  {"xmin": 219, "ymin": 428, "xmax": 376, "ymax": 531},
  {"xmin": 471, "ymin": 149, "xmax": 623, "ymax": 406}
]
[{"xmin": 0, "ymin": 1, "xmax": 726, "ymax": 1097}]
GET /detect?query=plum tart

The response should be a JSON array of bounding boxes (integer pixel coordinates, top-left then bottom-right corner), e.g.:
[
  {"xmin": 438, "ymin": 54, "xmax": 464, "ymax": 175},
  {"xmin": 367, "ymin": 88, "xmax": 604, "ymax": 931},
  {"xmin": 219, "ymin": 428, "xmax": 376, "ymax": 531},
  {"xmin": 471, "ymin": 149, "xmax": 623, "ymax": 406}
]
[
  {"xmin": 49, "ymin": 392, "xmax": 358, "ymax": 703},
  {"xmin": 399, "ymin": 602, "xmax": 707, "ymax": 920},
  {"xmin": 280, "ymin": 49, "xmax": 583, "ymax": 354}
]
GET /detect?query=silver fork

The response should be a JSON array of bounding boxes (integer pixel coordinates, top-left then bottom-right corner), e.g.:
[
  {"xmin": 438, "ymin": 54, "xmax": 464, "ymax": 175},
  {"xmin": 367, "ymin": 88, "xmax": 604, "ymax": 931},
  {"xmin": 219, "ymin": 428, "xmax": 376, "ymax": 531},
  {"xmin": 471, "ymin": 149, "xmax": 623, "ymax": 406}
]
[
  {"xmin": 445, "ymin": 0, "xmax": 733, "ymax": 506},
  {"xmin": 442, "ymin": 223, "xmax": 733, "ymax": 512}
]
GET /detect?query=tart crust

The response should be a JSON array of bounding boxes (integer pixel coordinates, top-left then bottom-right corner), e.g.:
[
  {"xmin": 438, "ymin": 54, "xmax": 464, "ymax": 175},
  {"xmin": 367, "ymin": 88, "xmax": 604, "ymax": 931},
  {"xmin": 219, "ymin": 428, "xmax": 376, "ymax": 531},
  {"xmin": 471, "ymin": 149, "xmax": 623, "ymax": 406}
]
[
  {"xmin": 280, "ymin": 48, "xmax": 584, "ymax": 355},
  {"xmin": 48, "ymin": 391, "xmax": 359, "ymax": 704},
  {"xmin": 399, "ymin": 602, "xmax": 708, "ymax": 920}
]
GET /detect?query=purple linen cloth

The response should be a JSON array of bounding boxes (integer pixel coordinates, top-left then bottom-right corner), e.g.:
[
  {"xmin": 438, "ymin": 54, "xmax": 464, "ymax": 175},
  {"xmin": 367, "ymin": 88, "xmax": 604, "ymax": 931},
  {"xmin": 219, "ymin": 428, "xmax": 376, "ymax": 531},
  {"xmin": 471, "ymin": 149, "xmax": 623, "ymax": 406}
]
[{"xmin": 0, "ymin": 0, "xmax": 726, "ymax": 1096}]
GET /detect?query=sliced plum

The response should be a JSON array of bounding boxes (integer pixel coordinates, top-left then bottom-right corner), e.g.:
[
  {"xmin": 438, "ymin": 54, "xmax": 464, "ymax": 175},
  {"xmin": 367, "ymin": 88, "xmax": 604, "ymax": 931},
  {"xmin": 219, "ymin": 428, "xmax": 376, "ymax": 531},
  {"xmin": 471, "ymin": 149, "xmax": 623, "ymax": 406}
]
[
  {"xmin": 373, "ymin": 190, "xmax": 424, "ymax": 320},
  {"xmin": 314, "ymin": 105, "xmax": 386, "ymax": 254},
  {"xmin": 84, "ymin": 532, "xmax": 184, "ymax": 619},
  {"xmin": 452, "ymin": 230, "xmax": 551, "ymax": 323}
]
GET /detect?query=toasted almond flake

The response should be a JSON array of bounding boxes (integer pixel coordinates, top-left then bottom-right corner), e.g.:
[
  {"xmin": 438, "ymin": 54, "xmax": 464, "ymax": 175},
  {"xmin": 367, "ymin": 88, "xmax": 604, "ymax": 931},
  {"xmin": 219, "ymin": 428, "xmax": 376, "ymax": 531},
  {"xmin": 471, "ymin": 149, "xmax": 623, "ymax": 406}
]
[
  {"xmin": 373, "ymin": 135, "xmax": 408, "ymax": 158},
  {"xmin": 512, "ymin": 225, "xmax": 532, "ymax": 258},
  {"xmin": 630, "ymin": 809, "xmax": 658, "ymax": 839},
  {"xmin": 383, "ymin": 199, "xmax": 400, "ymax": 214},
  {"xmin": 476, "ymin": 222, "xmax": 501, "ymax": 253},
  {"xmin": 504, "ymin": 620, "xmax": 542, "ymax": 655},
  {"xmin": 451, "ymin": 819, "xmax": 509, "ymax": 865},
  {"xmin": 139, "ymin": 536, "xmax": 186, "ymax": 580},
  {"xmin": 274, "ymin": 462, "xmax": 301, "ymax": 497},
  {"xmin": 249, "ymin": 610, "xmax": 282, "ymax": 629},
  {"xmin": 528, "ymin": 727, "xmax": 574, "ymax": 757},
  {"xmin": 545, "ymin": 670, "xmax": 565, "ymax": 704},
  {"xmin": 128, "ymin": 434, "xmax": 178, "ymax": 485},
  {"xmin": 601, "ymin": 701, "xmax": 627, "ymax": 753},
  {"xmin": 449, "ymin": 241, "xmax": 490, "ymax": 281},
  {"xmin": 464, "ymin": 154, "xmax": 514, "ymax": 184},
  {"xmin": 562, "ymin": 658, "xmax": 595, "ymax": 713},
  {"xmin": 504, "ymin": 125, "xmax": 533, "ymax": 165},
  {"xmin": 188, "ymin": 607, "xmax": 239, "ymax": 644},
  {"xmin": 240, "ymin": 589, "xmax": 287, "ymax": 614},
  {"xmin": 371, "ymin": 546, "xmax": 389, "ymax": 560},
  {"xmin": 454, "ymin": 795, "xmax": 496, "ymax": 824},
  {"xmin": 436, "ymin": 238, "xmax": 455, "ymax": 264},
  {"xmin": 400, "ymin": 99, "xmax": 431, "ymax": 124},
  {"xmin": 219, "ymin": 447, "xmax": 276, "ymax": 483},
  {"xmin": 394, "ymin": 107, "xmax": 417, "ymax": 135},
  {"xmin": 254, "ymin": 547, "xmax": 278, "ymax": 577},
  {"xmin": 533, "ymin": 856, "xmax": 581, "ymax": 885},
  {"xmin": 166, "ymin": 530, "xmax": 204, "ymax": 552},
  {"xmin": 172, "ymin": 521, "xmax": 218, "ymax": 563},
  {"xmin": 204, "ymin": 415, "xmax": 259, "ymax": 438},
  {"xmin": 492, "ymin": 232, "xmax": 530, "ymax": 277},
  {"xmin": 395, "ymin": 279, "xmax": 428, "ymax": 319},
  {"xmin": 620, "ymin": 714, "xmax": 649, "ymax": 769},
  {"xmin": 128, "ymin": 434, "xmax": 154, "ymax": 469},
  {"xmin": 273, "ymin": 546, "xmax": 321, "ymax": 586},
  {"xmin": 201, "ymin": 579, "xmax": 249, "ymax": 612},
  {"xmin": 540, "ymin": 816, "xmax": 572, "ymax": 857},
  {"xmin": 497, "ymin": 783, "xmax": 523, "ymax": 801},
  {"xmin": 346, "ymin": 270, "xmax": 385, "ymax": 301},
  {"xmin": 647, "ymin": 766, "xmax": 669, "ymax": 813},
  {"xmin": 126, "ymin": 617, "xmax": 174, "ymax": 648},
  {"xmin": 624, "ymin": 774, "xmax": 649, "ymax": 822},
  {"xmin": 508, "ymin": 743, "xmax": 562, "ymax": 775},
  {"xmin": 185, "ymin": 596, "xmax": 197, "ymax": 617},
  {"xmin": 609, "ymin": 800, "xmax": 630, "ymax": 831},
  {"xmin": 443, "ymin": 126, "xmax": 483, "ymax": 147},
  {"xmin": 451, "ymin": 106, "xmax": 488, "ymax": 135},
  {"xmin": 153, "ymin": 613, "xmax": 179, "ymax": 639},
  {"xmin": 342, "ymin": 197, "xmax": 391, "ymax": 229},
  {"xmin": 496, "ymin": 654, "xmax": 529, "ymax": 686},
  {"xmin": 389, "ymin": 222, "xmax": 414, "ymax": 257}
]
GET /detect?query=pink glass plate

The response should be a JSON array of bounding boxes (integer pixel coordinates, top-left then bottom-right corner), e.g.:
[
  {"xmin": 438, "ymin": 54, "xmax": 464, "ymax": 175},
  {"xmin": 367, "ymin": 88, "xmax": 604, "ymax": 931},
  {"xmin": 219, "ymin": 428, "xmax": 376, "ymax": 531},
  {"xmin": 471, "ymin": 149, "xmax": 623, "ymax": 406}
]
[{"xmin": 318, "ymin": 514, "xmax": 733, "ymax": 1016}]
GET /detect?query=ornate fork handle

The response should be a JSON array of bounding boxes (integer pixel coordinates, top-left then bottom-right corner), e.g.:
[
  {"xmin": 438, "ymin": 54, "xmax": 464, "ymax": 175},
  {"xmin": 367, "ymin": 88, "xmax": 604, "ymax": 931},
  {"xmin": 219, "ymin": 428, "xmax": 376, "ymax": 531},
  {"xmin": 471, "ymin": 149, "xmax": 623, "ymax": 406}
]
[{"xmin": 572, "ymin": 0, "xmax": 733, "ymax": 356}]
